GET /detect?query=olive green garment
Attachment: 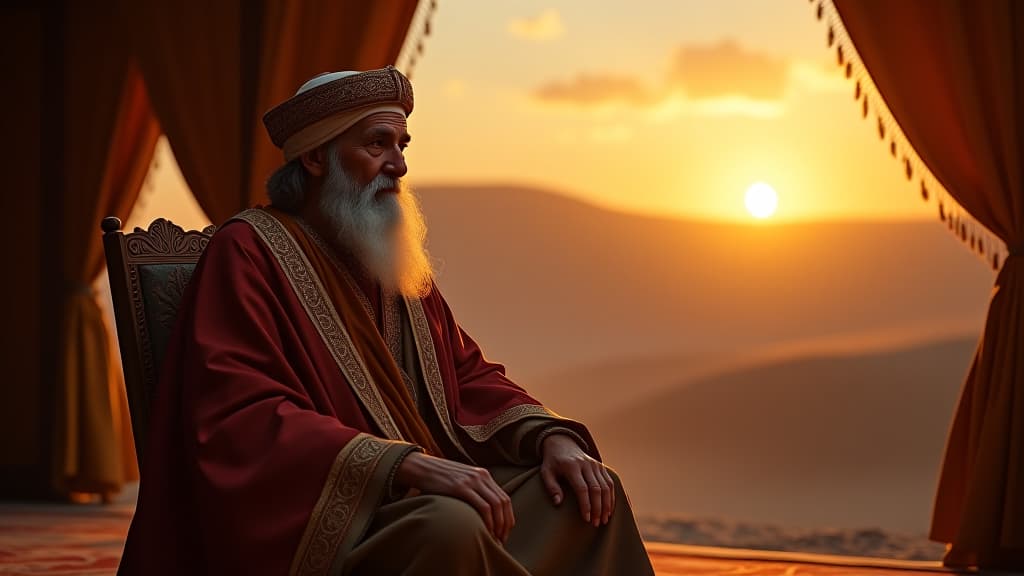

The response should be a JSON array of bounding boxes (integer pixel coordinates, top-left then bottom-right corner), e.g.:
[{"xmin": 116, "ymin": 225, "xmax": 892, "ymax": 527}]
[{"xmin": 341, "ymin": 465, "xmax": 654, "ymax": 575}]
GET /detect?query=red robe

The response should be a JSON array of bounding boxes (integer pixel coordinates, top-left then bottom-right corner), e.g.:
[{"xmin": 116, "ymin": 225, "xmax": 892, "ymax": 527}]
[{"xmin": 118, "ymin": 208, "xmax": 594, "ymax": 575}]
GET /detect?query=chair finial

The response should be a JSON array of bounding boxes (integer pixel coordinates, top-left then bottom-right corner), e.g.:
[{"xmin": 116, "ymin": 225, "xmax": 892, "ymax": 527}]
[{"xmin": 101, "ymin": 216, "xmax": 123, "ymax": 234}]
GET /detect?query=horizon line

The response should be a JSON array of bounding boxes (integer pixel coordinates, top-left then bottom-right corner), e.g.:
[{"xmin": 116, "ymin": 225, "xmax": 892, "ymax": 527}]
[{"xmin": 409, "ymin": 178, "xmax": 938, "ymax": 226}]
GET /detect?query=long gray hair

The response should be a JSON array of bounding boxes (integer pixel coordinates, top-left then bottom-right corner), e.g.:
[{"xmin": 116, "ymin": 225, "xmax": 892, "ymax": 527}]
[{"xmin": 266, "ymin": 158, "xmax": 310, "ymax": 211}]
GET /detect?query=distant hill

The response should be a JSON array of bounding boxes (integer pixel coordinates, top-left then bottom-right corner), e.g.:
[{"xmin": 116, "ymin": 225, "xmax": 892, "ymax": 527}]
[
  {"xmin": 594, "ymin": 336, "xmax": 977, "ymax": 534},
  {"xmin": 416, "ymin": 185, "xmax": 992, "ymax": 384},
  {"xmin": 415, "ymin": 184, "xmax": 988, "ymax": 535}
]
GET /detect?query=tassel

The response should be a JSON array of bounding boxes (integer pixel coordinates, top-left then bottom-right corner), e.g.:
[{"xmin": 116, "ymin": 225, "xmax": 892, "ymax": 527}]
[
  {"xmin": 828, "ymin": 26, "xmax": 835, "ymax": 47},
  {"xmin": 993, "ymin": 252, "xmax": 1001, "ymax": 270},
  {"xmin": 920, "ymin": 181, "xmax": 929, "ymax": 201},
  {"xmin": 817, "ymin": 2, "xmax": 824, "ymax": 19},
  {"xmin": 904, "ymin": 157, "xmax": 913, "ymax": 180},
  {"xmin": 877, "ymin": 118, "xmax": 886, "ymax": 139},
  {"xmin": 837, "ymin": 45, "xmax": 845, "ymax": 66},
  {"xmin": 890, "ymin": 140, "xmax": 897, "ymax": 157},
  {"xmin": 845, "ymin": 62, "xmax": 853, "ymax": 78},
  {"xmin": 855, "ymin": 81, "xmax": 862, "ymax": 100},
  {"xmin": 862, "ymin": 97, "xmax": 868, "ymax": 118},
  {"xmin": 970, "ymin": 235, "xmax": 976, "ymax": 250},
  {"xmin": 939, "ymin": 202, "xmax": 946, "ymax": 221}
]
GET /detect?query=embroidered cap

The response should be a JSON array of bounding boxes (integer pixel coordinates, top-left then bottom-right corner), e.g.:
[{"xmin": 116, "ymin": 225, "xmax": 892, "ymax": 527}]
[{"xmin": 262, "ymin": 66, "xmax": 415, "ymax": 161}]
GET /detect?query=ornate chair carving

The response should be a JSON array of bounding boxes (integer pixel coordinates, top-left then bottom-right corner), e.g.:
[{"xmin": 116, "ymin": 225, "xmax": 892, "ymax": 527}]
[{"xmin": 101, "ymin": 217, "xmax": 216, "ymax": 465}]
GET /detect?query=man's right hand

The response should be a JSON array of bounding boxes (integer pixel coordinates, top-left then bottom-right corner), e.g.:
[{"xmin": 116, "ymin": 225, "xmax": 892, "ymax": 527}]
[{"xmin": 394, "ymin": 452, "xmax": 514, "ymax": 543}]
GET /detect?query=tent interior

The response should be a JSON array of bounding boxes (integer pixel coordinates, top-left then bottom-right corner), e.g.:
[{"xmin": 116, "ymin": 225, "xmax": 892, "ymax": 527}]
[{"xmin": 1, "ymin": 0, "xmax": 1021, "ymax": 573}]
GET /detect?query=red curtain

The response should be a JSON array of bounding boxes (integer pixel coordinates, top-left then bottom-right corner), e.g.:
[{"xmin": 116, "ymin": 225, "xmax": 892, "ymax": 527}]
[
  {"xmin": 835, "ymin": 1, "xmax": 1024, "ymax": 568},
  {"xmin": 249, "ymin": 1, "xmax": 420, "ymax": 209},
  {"xmin": 58, "ymin": 1, "xmax": 160, "ymax": 495},
  {"xmin": 53, "ymin": 0, "xmax": 419, "ymax": 500},
  {"xmin": 127, "ymin": 0, "xmax": 420, "ymax": 225}
]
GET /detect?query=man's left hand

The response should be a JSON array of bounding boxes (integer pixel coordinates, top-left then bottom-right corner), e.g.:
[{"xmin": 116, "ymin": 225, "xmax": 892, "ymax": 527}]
[{"xmin": 540, "ymin": 434, "xmax": 615, "ymax": 527}]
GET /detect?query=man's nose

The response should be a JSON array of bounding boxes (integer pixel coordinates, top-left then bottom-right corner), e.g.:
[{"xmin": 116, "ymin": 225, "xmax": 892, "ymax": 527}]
[{"xmin": 383, "ymin": 148, "xmax": 407, "ymax": 178}]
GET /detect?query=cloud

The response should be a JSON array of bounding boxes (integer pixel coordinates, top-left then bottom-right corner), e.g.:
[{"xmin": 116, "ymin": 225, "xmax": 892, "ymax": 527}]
[
  {"xmin": 531, "ymin": 40, "xmax": 846, "ymax": 118},
  {"xmin": 670, "ymin": 40, "xmax": 787, "ymax": 101},
  {"xmin": 508, "ymin": 9, "xmax": 564, "ymax": 42},
  {"xmin": 788, "ymin": 61, "xmax": 848, "ymax": 95},
  {"xmin": 533, "ymin": 74, "xmax": 659, "ymax": 107}
]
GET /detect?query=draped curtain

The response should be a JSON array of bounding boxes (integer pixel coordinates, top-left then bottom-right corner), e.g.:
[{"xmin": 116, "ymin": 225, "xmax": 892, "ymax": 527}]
[
  {"xmin": 58, "ymin": 0, "xmax": 159, "ymax": 495},
  {"xmin": 126, "ymin": 0, "xmax": 420, "ymax": 225},
  {"xmin": 58, "ymin": 0, "xmax": 420, "ymax": 498},
  {"xmin": 835, "ymin": 1, "xmax": 1023, "ymax": 569},
  {"xmin": 249, "ymin": 1, "xmax": 420, "ymax": 210}
]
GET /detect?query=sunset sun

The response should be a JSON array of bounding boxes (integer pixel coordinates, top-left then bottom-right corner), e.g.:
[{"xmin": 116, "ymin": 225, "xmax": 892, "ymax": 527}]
[{"xmin": 745, "ymin": 182, "xmax": 778, "ymax": 219}]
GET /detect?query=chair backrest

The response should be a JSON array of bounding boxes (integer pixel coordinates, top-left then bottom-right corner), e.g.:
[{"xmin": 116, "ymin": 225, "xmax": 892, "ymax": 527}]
[{"xmin": 101, "ymin": 216, "xmax": 216, "ymax": 465}]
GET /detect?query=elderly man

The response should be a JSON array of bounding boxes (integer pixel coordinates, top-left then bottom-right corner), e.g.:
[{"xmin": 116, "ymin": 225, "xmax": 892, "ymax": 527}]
[{"xmin": 119, "ymin": 66, "xmax": 654, "ymax": 575}]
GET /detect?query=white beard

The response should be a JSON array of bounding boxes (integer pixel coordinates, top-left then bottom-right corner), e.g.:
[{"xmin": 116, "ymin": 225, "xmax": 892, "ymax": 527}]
[{"xmin": 318, "ymin": 154, "xmax": 434, "ymax": 298}]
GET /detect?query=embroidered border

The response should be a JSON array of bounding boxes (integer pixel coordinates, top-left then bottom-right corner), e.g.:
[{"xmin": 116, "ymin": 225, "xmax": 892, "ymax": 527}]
[
  {"xmin": 234, "ymin": 209, "xmax": 403, "ymax": 441},
  {"xmin": 459, "ymin": 403, "xmax": 559, "ymax": 442},
  {"xmin": 288, "ymin": 434, "xmax": 388, "ymax": 576},
  {"xmin": 264, "ymin": 66, "xmax": 414, "ymax": 148},
  {"xmin": 296, "ymin": 219, "xmax": 414, "ymax": 402},
  {"xmin": 404, "ymin": 296, "xmax": 473, "ymax": 461},
  {"xmin": 383, "ymin": 291, "xmax": 403, "ymax": 370}
]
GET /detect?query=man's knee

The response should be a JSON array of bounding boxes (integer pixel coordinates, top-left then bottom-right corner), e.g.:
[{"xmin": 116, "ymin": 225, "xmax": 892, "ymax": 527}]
[
  {"xmin": 411, "ymin": 495, "xmax": 491, "ymax": 552},
  {"xmin": 606, "ymin": 467, "xmax": 624, "ymax": 495}
]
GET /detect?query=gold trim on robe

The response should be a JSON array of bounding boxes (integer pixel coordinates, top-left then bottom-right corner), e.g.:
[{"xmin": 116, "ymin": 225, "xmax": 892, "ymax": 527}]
[
  {"xmin": 234, "ymin": 209, "xmax": 404, "ymax": 442},
  {"xmin": 404, "ymin": 295, "xmax": 475, "ymax": 461},
  {"xmin": 460, "ymin": 404, "xmax": 562, "ymax": 442},
  {"xmin": 288, "ymin": 434, "xmax": 415, "ymax": 576}
]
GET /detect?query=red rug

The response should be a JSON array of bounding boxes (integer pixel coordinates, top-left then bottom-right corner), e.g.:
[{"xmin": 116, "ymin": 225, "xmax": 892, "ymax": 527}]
[
  {"xmin": 0, "ymin": 502, "xmax": 130, "ymax": 576},
  {"xmin": 0, "ymin": 500, "xmax": 958, "ymax": 576}
]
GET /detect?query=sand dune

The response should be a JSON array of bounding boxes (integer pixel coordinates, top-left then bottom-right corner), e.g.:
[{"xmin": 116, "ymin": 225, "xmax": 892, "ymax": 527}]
[{"xmin": 593, "ymin": 336, "xmax": 976, "ymax": 534}]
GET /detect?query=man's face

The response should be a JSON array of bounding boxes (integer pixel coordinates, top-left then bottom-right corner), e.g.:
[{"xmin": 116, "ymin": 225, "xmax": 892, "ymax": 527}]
[{"xmin": 331, "ymin": 111, "xmax": 410, "ymax": 188}]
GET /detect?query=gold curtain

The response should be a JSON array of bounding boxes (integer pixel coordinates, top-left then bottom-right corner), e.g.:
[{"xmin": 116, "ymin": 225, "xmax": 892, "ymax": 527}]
[
  {"xmin": 835, "ymin": 1, "xmax": 1024, "ymax": 569},
  {"xmin": 58, "ymin": 2, "xmax": 160, "ymax": 495},
  {"xmin": 127, "ymin": 0, "xmax": 420, "ymax": 225}
]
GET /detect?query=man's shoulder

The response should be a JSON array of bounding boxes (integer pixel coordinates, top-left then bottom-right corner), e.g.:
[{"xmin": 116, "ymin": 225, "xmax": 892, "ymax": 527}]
[
  {"xmin": 199, "ymin": 216, "xmax": 273, "ymax": 267},
  {"xmin": 210, "ymin": 216, "xmax": 257, "ymax": 241}
]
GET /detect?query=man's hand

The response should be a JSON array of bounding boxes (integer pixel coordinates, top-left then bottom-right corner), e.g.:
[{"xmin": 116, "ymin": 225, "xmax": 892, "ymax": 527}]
[
  {"xmin": 540, "ymin": 434, "xmax": 615, "ymax": 527},
  {"xmin": 395, "ymin": 452, "xmax": 514, "ymax": 543}
]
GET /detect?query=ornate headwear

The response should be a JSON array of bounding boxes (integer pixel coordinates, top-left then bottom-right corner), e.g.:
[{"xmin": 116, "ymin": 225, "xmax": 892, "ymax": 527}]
[{"xmin": 263, "ymin": 66, "xmax": 414, "ymax": 161}]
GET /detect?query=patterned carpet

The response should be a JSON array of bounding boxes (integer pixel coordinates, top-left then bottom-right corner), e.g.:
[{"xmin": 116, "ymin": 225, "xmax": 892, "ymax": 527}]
[
  {"xmin": 0, "ymin": 500, "xmax": 963, "ymax": 576},
  {"xmin": 0, "ymin": 502, "xmax": 130, "ymax": 575}
]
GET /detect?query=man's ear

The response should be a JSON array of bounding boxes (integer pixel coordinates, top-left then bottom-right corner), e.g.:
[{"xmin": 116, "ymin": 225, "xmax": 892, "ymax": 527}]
[{"xmin": 300, "ymin": 146, "xmax": 328, "ymax": 177}]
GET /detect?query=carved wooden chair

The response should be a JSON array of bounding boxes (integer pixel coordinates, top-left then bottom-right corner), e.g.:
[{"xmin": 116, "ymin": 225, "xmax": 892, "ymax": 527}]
[{"xmin": 101, "ymin": 217, "xmax": 216, "ymax": 465}]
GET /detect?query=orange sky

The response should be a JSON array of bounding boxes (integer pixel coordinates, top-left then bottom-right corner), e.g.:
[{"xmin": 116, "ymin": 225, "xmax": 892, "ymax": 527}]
[{"xmin": 132, "ymin": 0, "xmax": 940, "ymax": 231}]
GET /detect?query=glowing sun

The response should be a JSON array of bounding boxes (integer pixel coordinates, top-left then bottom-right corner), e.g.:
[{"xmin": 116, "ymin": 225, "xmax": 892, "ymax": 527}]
[{"xmin": 745, "ymin": 182, "xmax": 778, "ymax": 219}]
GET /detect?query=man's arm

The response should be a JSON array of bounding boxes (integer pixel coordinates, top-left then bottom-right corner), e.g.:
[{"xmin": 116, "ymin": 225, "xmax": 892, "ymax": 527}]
[{"xmin": 425, "ymin": 286, "xmax": 615, "ymax": 525}]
